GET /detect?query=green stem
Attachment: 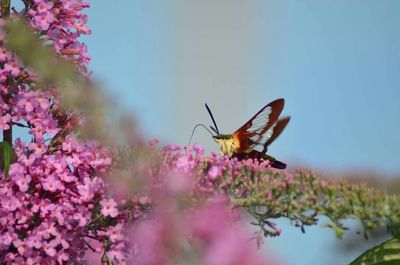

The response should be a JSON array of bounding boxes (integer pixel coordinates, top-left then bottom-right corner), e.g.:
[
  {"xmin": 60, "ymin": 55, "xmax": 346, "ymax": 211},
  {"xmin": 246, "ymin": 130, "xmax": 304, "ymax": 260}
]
[{"xmin": 3, "ymin": 126, "xmax": 12, "ymax": 144}]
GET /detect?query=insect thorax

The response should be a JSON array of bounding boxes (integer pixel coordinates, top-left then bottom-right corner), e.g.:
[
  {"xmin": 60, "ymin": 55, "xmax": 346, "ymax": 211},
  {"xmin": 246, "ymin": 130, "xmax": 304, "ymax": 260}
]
[{"xmin": 215, "ymin": 137, "xmax": 236, "ymax": 157}]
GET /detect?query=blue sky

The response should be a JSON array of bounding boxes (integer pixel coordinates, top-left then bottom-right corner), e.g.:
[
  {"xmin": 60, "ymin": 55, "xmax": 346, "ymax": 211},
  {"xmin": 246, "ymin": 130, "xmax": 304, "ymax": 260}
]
[{"xmin": 84, "ymin": 1, "xmax": 400, "ymax": 264}]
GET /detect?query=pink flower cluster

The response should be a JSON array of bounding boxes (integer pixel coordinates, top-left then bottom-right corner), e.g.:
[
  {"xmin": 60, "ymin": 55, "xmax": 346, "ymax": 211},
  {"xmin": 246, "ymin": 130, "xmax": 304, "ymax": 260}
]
[
  {"xmin": 123, "ymin": 144, "xmax": 279, "ymax": 265},
  {"xmin": 0, "ymin": 0, "xmax": 92, "ymax": 130},
  {"xmin": 184, "ymin": 200, "xmax": 268, "ymax": 265},
  {"xmin": 161, "ymin": 144, "xmax": 285, "ymax": 196},
  {"xmin": 0, "ymin": 1, "xmax": 129, "ymax": 264},
  {"xmin": 0, "ymin": 95, "xmax": 11, "ymax": 131},
  {"xmin": 161, "ymin": 144, "xmax": 286, "ymax": 238},
  {"xmin": 28, "ymin": 0, "xmax": 92, "ymax": 73},
  {"xmin": 13, "ymin": 88, "xmax": 58, "ymax": 142},
  {"xmin": 0, "ymin": 134, "xmax": 128, "ymax": 264},
  {"xmin": 130, "ymin": 196, "xmax": 271, "ymax": 265},
  {"xmin": 0, "ymin": 37, "xmax": 25, "ymax": 131}
]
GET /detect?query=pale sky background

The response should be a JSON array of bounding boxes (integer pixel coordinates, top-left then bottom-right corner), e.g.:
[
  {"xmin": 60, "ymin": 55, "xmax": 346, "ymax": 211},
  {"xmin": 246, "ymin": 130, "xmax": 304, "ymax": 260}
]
[{"xmin": 83, "ymin": 1, "xmax": 400, "ymax": 264}]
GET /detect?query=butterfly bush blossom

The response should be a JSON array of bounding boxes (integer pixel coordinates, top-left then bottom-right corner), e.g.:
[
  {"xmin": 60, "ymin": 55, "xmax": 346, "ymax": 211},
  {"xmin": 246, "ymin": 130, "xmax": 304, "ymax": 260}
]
[
  {"xmin": 28, "ymin": 0, "xmax": 92, "ymax": 74},
  {"xmin": 158, "ymin": 145, "xmax": 285, "ymax": 237},
  {"xmin": 129, "ymin": 196, "xmax": 270, "ymax": 265},
  {"xmin": 121, "ymin": 144, "xmax": 273, "ymax": 265},
  {"xmin": 159, "ymin": 144, "xmax": 400, "ymax": 241},
  {"xmin": 0, "ymin": 1, "xmax": 128, "ymax": 264}
]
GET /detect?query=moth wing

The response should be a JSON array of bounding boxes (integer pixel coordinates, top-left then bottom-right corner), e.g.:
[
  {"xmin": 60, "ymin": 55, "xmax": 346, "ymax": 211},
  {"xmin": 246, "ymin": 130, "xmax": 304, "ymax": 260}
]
[
  {"xmin": 232, "ymin": 98, "xmax": 284, "ymax": 153},
  {"xmin": 265, "ymin": 116, "xmax": 290, "ymax": 147},
  {"xmin": 261, "ymin": 116, "xmax": 290, "ymax": 155}
]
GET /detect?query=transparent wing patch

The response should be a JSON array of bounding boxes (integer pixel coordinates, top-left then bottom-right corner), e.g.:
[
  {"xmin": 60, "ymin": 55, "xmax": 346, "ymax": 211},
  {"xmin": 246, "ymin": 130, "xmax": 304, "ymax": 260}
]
[{"xmin": 249, "ymin": 121, "xmax": 277, "ymax": 149}]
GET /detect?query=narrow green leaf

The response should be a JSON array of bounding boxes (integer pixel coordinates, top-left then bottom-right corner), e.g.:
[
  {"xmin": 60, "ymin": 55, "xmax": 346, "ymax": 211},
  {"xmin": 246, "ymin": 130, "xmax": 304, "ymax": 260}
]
[
  {"xmin": 349, "ymin": 237, "xmax": 400, "ymax": 265},
  {"xmin": 2, "ymin": 141, "xmax": 11, "ymax": 178}
]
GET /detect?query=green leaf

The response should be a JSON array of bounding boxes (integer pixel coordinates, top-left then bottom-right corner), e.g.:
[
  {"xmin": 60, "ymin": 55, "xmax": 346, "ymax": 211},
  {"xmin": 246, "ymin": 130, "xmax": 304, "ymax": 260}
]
[
  {"xmin": 2, "ymin": 141, "xmax": 11, "ymax": 178},
  {"xmin": 349, "ymin": 237, "xmax": 400, "ymax": 265}
]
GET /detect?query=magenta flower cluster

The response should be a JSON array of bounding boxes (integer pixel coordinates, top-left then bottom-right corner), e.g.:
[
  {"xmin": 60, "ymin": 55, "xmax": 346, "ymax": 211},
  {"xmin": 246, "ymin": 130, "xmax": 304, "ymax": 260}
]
[
  {"xmin": 0, "ymin": 136, "xmax": 121, "ymax": 264},
  {"xmin": 120, "ymin": 144, "xmax": 279, "ymax": 265},
  {"xmin": 0, "ymin": 1, "xmax": 128, "ymax": 264},
  {"xmin": 130, "ymin": 196, "xmax": 271, "ymax": 265},
  {"xmin": 28, "ymin": 0, "xmax": 92, "ymax": 74},
  {"xmin": 161, "ymin": 144, "xmax": 286, "ymax": 238},
  {"xmin": 121, "ymin": 145, "xmax": 271, "ymax": 265}
]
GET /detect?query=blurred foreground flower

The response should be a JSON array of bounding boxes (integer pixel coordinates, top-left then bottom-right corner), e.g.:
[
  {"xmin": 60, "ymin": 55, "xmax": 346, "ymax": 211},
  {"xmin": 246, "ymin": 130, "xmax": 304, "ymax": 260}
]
[{"xmin": 129, "ymin": 197, "xmax": 270, "ymax": 265}]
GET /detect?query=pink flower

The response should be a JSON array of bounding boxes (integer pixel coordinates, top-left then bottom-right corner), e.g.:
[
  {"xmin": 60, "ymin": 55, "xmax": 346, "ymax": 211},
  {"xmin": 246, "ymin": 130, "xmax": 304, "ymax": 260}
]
[
  {"xmin": 148, "ymin": 138, "xmax": 159, "ymax": 146},
  {"xmin": 15, "ymin": 175, "xmax": 31, "ymax": 192},
  {"xmin": 3, "ymin": 62, "xmax": 21, "ymax": 77},
  {"xmin": 73, "ymin": 210, "xmax": 90, "ymax": 227},
  {"xmin": 107, "ymin": 224, "xmax": 125, "ymax": 243},
  {"xmin": 59, "ymin": 170, "xmax": 77, "ymax": 183},
  {"xmin": 57, "ymin": 251, "xmax": 69, "ymax": 264},
  {"xmin": 0, "ymin": 230, "xmax": 16, "ymax": 246},
  {"xmin": 185, "ymin": 199, "xmax": 270, "ymax": 265},
  {"xmin": 192, "ymin": 144, "xmax": 205, "ymax": 154},
  {"xmin": 33, "ymin": 12, "xmax": 55, "ymax": 31},
  {"xmin": 42, "ymin": 175, "xmax": 64, "ymax": 192},
  {"xmin": 208, "ymin": 166, "xmax": 222, "ymax": 180},
  {"xmin": 26, "ymin": 235, "xmax": 42, "ymax": 249},
  {"xmin": 100, "ymin": 198, "xmax": 119, "ymax": 218},
  {"xmin": 36, "ymin": 1, "xmax": 53, "ymax": 13},
  {"xmin": 165, "ymin": 171, "xmax": 193, "ymax": 193},
  {"xmin": 0, "ymin": 47, "xmax": 10, "ymax": 62},
  {"xmin": 9, "ymin": 163, "xmax": 25, "ymax": 176},
  {"xmin": 39, "ymin": 201, "xmax": 56, "ymax": 217},
  {"xmin": 28, "ymin": 142, "xmax": 47, "ymax": 155},
  {"xmin": 175, "ymin": 156, "xmax": 194, "ymax": 173},
  {"xmin": 1, "ymin": 196, "xmax": 21, "ymax": 211},
  {"xmin": 0, "ymin": 113, "xmax": 11, "ymax": 130},
  {"xmin": 13, "ymin": 239, "xmax": 29, "ymax": 256},
  {"xmin": 77, "ymin": 177, "xmax": 103, "ymax": 201},
  {"xmin": 107, "ymin": 243, "xmax": 127, "ymax": 265},
  {"xmin": 43, "ymin": 241, "xmax": 57, "ymax": 257},
  {"xmin": 205, "ymin": 229, "xmax": 266, "ymax": 265}
]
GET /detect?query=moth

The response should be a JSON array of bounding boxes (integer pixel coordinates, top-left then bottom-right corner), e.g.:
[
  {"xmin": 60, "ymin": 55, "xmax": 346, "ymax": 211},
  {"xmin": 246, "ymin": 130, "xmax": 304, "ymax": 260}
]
[{"xmin": 196, "ymin": 98, "xmax": 290, "ymax": 169}]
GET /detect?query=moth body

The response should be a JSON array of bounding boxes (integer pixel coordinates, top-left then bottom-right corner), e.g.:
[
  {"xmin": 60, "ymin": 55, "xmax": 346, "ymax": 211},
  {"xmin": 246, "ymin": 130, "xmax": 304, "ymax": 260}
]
[
  {"xmin": 204, "ymin": 99, "xmax": 289, "ymax": 169},
  {"xmin": 214, "ymin": 136, "xmax": 236, "ymax": 157}
]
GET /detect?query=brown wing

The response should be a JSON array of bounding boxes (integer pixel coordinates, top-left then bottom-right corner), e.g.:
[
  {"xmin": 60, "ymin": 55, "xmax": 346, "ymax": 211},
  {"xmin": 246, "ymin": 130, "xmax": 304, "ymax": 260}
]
[
  {"xmin": 232, "ymin": 98, "xmax": 285, "ymax": 153},
  {"xmin": 260, "ymin": 116, "xmax": 290, "ymax": 155}
]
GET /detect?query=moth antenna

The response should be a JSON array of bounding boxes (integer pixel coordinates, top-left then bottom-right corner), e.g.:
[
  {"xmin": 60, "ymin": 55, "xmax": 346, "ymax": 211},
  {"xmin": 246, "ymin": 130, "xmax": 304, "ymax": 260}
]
[
  {"xmin": 205, "ymin": 103, "xmax": 220, "ymax": 134},
  {"xmin": 210, "ymin": 125, "xmax": 218, "ymax": 134},
  {"xmin": 189, "ymin": 123, "xmax": 215, "ymax": 145}
]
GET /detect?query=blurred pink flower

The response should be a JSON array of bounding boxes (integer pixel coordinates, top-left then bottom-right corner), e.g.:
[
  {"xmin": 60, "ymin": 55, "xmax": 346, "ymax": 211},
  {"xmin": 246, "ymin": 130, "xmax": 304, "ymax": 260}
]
[
  {"xmin": 100, "ymin": 198, "xmax": 119, "ymax": 218},
  {"xmin": 208, "ymin": 165, "xmax": 222, "ymax": 180}
]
